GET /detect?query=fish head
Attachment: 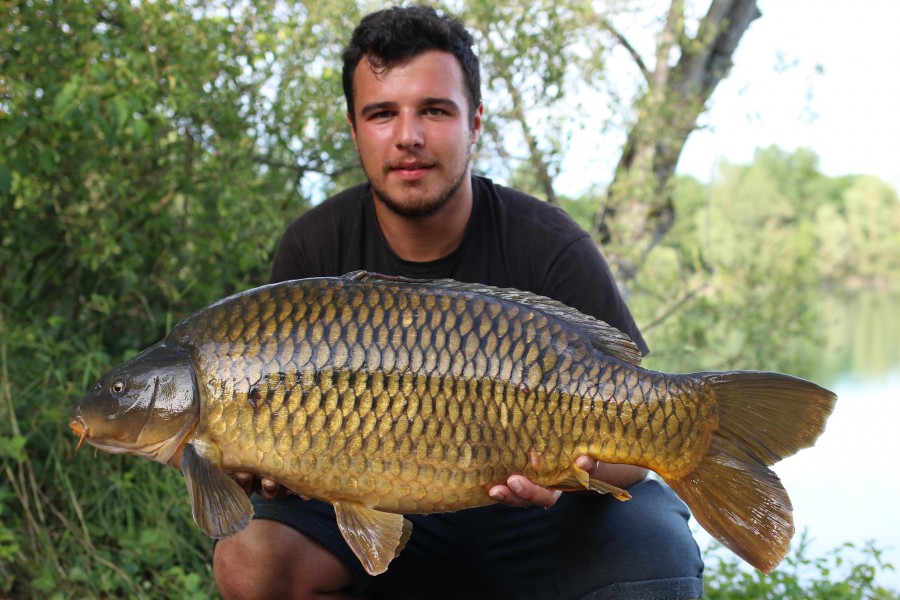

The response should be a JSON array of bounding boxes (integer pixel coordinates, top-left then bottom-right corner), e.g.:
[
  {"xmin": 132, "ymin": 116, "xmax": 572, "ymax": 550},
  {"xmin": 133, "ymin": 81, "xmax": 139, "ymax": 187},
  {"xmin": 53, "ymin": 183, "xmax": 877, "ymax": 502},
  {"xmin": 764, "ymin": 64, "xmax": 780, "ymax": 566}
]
[{"xmin": 70, "ymin": 343, "xmax": 200, "ymax": 465}]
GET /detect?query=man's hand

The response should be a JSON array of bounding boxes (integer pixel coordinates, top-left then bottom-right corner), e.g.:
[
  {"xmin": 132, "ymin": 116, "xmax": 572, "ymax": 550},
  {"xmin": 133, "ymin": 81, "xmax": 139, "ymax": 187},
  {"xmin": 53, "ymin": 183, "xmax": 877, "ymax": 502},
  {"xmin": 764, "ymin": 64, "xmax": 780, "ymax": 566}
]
[
  {"xmin": 488, "ymin": 456, "xmax": 649, "ymax": 509},
  {"xmin": 233, "ymin": 471, "xmax": 292, "ymax": 500},
  {"xmin": 488, "ymin": 474, "xmax": 563, "ymax": 508}
]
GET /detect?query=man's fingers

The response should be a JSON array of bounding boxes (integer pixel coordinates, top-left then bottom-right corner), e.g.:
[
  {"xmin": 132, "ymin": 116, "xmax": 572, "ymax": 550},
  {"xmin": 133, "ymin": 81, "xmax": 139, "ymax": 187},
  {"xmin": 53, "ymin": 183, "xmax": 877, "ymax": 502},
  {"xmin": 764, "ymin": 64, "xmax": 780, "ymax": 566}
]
[
  {"xmin": 509, "ymin": 476, "xmax": 562, "ymax": 509},
  {"xmin": 260, "ymin": 477, "xmax": 280, "ymax": 499},
  {"xmin": 489, "ymin": 476, "xmax": 562, "ymax": 509},
  {"xmin": 488, "ymin": 485, "xmax": 539, "ymax": 508},
  {"xmin": 575, "ymin": 455, "xmax": 598, "ymax": 476},
  {"xmin": 233, "ymin": 471, "xmax": 255, "ymax": 495},
  {"xmin": 231, "ymin": 472, "xmax": 292, "ymax": 499}
]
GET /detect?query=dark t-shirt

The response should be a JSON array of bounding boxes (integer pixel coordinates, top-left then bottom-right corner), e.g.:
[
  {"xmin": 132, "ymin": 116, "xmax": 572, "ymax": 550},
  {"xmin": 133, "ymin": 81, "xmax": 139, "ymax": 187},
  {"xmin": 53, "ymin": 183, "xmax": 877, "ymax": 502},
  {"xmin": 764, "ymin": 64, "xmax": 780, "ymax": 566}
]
[{"xmin": 270, "ymin": 175, "xmax": 648, "ymax": 355}]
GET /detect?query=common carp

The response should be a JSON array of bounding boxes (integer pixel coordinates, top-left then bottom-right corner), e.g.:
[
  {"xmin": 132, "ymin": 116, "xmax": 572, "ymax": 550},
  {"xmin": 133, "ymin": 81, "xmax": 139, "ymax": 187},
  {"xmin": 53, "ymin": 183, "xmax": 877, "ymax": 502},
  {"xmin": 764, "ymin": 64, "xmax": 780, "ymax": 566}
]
[{"xmin": 70, "ymin": 271, "xmax": 836, "ymax": 575}]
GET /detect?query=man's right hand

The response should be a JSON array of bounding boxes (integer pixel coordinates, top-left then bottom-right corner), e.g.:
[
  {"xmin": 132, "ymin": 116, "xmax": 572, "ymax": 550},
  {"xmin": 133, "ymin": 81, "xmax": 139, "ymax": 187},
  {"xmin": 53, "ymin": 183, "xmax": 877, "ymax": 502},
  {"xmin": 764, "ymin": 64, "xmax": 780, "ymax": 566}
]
[{"xmin": 232, "ymin": 471, "xmax": 292, "ymax": 500}]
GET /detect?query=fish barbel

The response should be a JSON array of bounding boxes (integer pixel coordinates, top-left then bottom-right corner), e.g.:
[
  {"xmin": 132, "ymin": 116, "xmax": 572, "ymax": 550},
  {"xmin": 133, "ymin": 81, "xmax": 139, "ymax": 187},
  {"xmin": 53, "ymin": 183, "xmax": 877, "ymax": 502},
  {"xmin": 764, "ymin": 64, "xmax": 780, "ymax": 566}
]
[{"xmin": 69, "ymin": 271, "xmax": 836, "ymax": 575}]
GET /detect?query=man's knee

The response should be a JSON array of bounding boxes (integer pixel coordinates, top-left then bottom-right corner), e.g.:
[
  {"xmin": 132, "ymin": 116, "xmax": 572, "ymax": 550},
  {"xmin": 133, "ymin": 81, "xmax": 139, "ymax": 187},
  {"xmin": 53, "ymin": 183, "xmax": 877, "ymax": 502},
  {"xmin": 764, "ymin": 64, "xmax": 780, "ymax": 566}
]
[
  {"xmin": 603, "ymin": 482, "xmax": 703, "ymax": 581},
  {"xmin": 213, "ymin": 519, "xmax": 356, "ymax": 599}
]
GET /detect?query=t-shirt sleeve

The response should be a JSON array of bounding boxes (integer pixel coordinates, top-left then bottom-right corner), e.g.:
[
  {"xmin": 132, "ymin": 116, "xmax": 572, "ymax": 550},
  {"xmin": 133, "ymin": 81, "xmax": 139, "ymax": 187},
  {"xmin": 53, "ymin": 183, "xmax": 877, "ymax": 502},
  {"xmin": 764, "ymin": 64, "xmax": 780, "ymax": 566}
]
[
  {"xmin": 539, "ymin": 235, "xmax": 650, "ymax": 357},
  {"xmin": 267, "ymin": 185, "xmax": 367, "ymax": 284},
  {"xmin": 269, "ymin": 221, "xmax": 307, "ymax": 284}
]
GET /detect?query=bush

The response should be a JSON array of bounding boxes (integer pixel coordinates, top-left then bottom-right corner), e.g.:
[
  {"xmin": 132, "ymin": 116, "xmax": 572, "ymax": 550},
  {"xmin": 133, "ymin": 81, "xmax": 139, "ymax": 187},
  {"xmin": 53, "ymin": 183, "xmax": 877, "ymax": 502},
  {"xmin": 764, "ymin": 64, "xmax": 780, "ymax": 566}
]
[{"xmin": 703, "ymin": 530, "xmax": 898, "ymax": 599}]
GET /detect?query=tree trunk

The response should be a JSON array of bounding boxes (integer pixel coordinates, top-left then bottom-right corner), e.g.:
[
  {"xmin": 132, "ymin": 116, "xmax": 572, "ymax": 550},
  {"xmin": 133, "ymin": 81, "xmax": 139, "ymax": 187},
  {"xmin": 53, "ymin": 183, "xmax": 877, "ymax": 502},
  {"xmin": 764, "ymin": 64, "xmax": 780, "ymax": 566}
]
[{"xmin": 594, "ymin": 0, "xmax": 761, "ymax": 287}]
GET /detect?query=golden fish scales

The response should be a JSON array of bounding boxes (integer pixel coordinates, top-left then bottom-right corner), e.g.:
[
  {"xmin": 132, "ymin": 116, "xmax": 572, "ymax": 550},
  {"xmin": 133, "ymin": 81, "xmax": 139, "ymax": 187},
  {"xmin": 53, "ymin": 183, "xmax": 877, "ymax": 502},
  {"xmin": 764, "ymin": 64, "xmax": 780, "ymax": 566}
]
[
  {"xmin": 71, "ymin": 271, "xmax": 836, "ymax": 576},
  {"xmin": 173, "ymin": 276, "xmax": 713, "ymax": 514}
]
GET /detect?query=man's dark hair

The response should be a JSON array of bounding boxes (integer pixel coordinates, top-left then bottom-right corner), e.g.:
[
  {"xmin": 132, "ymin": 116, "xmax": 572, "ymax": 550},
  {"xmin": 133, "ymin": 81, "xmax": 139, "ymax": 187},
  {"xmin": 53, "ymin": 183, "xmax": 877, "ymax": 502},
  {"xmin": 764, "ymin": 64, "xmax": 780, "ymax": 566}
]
[{"xmin": 342, "ymin": 5, "xmax": 481, "ymax": 124}]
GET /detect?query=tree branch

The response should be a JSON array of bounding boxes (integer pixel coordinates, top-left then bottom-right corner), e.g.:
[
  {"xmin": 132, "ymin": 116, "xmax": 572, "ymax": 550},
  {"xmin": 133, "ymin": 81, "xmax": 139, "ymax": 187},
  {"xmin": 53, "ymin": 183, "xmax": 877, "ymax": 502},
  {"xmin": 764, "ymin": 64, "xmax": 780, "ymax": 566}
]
[
  {"xmin": 676, "ymin": 0, "xmax": 762, "ymax": 99},
  {"xmin": 484, "ymin": 27, "xmax": 559, "ymax": 205},
  {"xmin": 595, "ymin": 0, "xmax": 761, "ymax": 289},
  {"xmin": 598, "ymin": 17, "xmax": 651, "ymax": 83}
]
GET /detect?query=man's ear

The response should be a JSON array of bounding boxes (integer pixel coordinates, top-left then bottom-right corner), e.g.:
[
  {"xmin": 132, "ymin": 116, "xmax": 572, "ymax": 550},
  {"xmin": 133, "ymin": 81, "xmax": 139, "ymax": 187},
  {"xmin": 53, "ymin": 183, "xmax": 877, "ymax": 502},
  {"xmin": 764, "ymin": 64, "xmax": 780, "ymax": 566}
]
[
  {"xmin": 470, "ymin": 103, "xmax": 484, "ymax": 144},
  {"xmin": 347, "ymin": 112, "xmax": 358, "ymax": 148}
]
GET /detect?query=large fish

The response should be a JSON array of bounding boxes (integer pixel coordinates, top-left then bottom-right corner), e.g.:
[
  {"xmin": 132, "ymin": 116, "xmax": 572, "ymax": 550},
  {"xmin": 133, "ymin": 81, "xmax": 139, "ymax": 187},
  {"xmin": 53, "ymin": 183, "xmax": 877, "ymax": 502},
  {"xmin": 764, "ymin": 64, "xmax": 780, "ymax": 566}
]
[{"xmin": 70, "ymin": 271, "xmax": 836, "ymax": 575}]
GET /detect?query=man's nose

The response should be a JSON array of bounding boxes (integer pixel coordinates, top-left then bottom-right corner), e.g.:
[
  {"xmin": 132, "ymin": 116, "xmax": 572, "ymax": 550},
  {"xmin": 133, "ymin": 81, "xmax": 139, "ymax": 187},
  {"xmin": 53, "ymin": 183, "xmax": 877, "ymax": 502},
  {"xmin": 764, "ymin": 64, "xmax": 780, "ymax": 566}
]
[{"xmin": 395, "ymin": 112, "xmax": 424, "ymax": 149}]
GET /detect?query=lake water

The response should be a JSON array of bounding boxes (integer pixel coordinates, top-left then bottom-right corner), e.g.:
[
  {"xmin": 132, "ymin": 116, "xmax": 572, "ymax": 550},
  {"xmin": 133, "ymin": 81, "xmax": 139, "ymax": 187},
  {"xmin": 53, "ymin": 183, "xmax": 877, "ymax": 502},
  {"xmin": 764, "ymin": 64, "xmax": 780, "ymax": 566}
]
[{"xmin": 693, "ymin": 288, "xmax": 900, "ymax": 591}]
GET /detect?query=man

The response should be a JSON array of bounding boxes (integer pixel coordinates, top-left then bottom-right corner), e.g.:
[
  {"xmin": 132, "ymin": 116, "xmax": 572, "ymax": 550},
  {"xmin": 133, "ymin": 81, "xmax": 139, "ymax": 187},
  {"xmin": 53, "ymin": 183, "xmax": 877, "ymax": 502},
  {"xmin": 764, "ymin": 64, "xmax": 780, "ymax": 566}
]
[{"xmin": 214, "ymin": 6, "xmax": 703, "ymax": 599}]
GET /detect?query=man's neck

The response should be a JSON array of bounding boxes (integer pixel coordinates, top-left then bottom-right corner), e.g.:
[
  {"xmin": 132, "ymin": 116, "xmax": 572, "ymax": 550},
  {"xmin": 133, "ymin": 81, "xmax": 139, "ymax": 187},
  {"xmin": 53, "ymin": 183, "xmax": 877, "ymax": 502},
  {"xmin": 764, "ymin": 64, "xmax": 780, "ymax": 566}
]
[{"xmin": 372, "ymin": 181, "xmax": 474, "ymax": 263}]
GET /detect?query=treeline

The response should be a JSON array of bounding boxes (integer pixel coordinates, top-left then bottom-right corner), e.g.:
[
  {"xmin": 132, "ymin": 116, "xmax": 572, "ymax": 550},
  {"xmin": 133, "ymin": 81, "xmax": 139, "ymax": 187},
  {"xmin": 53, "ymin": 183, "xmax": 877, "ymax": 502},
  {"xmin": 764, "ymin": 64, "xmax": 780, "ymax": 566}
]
[{"xmin": 613, "ymin": 146, "xmax": 898, "ymax": 377}]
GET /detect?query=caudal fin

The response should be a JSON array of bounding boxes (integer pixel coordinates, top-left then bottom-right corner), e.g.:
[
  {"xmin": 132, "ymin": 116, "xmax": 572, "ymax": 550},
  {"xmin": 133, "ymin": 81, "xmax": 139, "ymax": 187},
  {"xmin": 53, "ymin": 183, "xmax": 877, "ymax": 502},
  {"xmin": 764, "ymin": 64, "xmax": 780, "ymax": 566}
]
[{"xmin": 664, "ymin": 371, "xmax": 836, "ymax": 573}]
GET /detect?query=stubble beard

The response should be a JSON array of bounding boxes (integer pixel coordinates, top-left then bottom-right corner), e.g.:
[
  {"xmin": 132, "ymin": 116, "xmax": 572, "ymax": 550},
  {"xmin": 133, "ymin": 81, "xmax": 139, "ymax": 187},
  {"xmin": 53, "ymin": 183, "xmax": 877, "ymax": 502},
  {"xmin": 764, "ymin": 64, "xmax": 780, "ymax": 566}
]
[{"xmin": 364, "ymin": 147, "xmax": 472, "ymax": 219}]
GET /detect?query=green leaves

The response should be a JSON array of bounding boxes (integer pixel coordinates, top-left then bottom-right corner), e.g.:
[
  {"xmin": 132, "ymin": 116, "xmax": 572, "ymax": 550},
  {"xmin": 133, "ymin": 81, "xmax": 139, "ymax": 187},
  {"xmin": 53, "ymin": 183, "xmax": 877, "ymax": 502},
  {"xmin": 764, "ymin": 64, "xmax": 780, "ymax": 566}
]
[
  {"xmin": 50, "ymin": 75, "xmax": 83, "ymax": 122},
  {"xmin": 0, "ymin": 435, "xmax": 26, "ymax": 462},
  {"xmin": 703, "ymin": 532, "xmax": 898, "ymax": 599},
  {"xmin": 633, "ymin": 147, "xmax": 899, "ymax": 381}
]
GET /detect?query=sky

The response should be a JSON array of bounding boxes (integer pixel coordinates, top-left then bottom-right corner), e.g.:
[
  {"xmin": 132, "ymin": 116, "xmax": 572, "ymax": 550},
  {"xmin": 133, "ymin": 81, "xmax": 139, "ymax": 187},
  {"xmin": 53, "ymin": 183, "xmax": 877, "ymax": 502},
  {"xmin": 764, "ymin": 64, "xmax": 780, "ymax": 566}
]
[
  {"xmin": 678, "ymin": 0, "xmax": 900, "ymax": 189},
  {"xmin": 556, "ymin": 0, "xmax": 900, "ymax": 194}
]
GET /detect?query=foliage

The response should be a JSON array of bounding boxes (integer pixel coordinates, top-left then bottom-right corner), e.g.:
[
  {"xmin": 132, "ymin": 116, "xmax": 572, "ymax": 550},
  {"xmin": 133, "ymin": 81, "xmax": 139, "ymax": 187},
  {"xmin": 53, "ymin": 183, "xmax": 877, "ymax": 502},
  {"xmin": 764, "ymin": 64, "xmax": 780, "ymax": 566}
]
[
  {"xmin": 460, "ymin": 0, "xmax": 603, "ymax": 205},
  {"xmin": 1, "ymin": 308, "xmax": 218, "ymax": 597},
  {"xmin": 703, "ymin": 531, "xmax": 899, "ymax": 599},
  {"xmin": 816, "ymin": 174, "xmax": 900, "ymax": 284},
  {"xmin": 2, "ymin": 0, "xmax": 898, "ymax": 597},
  {"xmin": 1, "ymin": 1, "xmax": 355, "ymax": 596},
  {"xmin": 631, "ymin": 146, "xmax": 900, "ymax": 379}
]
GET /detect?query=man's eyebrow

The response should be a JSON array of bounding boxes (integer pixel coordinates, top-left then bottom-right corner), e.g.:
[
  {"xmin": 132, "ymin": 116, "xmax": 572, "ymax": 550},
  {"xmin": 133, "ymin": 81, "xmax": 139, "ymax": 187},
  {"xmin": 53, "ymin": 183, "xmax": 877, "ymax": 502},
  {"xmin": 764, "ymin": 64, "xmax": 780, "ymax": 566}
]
[
  {"xmin": 359, "ymin": 101, "xmax": 397, "ymax": 117},
  {"xmin": 359, "ymin": 98, "xmax": 461, "ymax": 117},
  {"xmin": 421, "ymin": 97, "xmax": 461, "ymax": 112}
]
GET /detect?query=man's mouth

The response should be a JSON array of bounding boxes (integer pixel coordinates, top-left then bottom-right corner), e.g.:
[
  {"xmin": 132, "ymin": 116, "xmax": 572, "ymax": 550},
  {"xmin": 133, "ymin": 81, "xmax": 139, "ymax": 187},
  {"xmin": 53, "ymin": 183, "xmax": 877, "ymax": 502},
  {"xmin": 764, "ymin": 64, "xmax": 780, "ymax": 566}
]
[{"xmin": 389, "ymin": 161, "xmax": 435, "ymax": 181}]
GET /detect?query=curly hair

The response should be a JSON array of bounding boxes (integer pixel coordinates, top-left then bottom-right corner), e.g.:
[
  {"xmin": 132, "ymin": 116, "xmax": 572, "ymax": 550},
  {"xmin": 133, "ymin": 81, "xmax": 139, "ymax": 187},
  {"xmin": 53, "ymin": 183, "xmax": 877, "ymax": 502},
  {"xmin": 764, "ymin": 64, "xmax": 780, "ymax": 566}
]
[{"xmin": 342, "ymin": 5, "xmax": 481, "ymax": 124}]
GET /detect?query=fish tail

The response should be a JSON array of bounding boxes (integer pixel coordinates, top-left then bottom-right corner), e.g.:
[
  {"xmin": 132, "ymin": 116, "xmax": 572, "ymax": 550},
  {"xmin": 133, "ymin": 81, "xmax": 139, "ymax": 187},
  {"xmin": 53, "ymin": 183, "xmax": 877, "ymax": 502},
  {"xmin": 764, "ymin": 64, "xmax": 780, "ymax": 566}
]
[{"xmin": 663, "ymin": 371, "xmax": 836, "ymax": 574}]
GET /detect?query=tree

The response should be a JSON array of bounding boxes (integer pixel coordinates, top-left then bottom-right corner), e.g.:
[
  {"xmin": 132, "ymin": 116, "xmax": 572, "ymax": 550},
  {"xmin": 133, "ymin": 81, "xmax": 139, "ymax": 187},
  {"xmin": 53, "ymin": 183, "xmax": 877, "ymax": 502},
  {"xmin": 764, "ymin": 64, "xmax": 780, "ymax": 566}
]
[
  {"xmin": 633, "ymin": 146, "xmax": 900, "ymax": 378},
  {"xmin": 594, "ymin": 0, "xmax": 762, "ymax": 286},
  {"xmin": 1, "ymin": 3, "xmax": 359, "ymax": 595},
  {"xmin": 462, "ymin": 0, "xmax": 603, "ymax": 207},
  {"xmin": 816, "ymin": 175, "xmax": 900, "ymax": 283},
  {"xmin": 447, "ymin": 1, "xmax": 764, "ymax": 289}
]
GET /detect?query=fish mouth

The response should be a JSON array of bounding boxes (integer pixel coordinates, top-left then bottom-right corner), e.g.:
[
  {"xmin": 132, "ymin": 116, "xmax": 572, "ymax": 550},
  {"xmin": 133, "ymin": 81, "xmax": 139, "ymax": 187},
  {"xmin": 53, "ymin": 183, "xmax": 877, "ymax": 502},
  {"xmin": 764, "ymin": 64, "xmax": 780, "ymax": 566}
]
[{"xmin": 69, "ymin": 415, "xmax": 90, "ymax": 453}]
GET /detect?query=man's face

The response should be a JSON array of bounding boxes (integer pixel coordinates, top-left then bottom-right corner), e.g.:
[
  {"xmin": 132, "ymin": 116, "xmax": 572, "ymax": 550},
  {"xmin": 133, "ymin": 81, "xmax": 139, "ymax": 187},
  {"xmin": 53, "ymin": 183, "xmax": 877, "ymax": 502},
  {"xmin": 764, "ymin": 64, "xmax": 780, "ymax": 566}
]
[{"xmin": 348, "ymin": 50, "xmax": 483, "ymax": 218}]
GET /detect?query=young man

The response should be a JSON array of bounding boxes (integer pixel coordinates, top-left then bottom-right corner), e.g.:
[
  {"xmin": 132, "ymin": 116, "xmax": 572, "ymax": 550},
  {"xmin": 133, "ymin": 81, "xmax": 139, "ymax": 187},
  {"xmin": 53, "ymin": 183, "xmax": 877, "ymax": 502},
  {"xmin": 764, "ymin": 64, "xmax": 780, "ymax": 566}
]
[{"xmin": 214, "ymin": 6, "xmax": 703, "ymax": 599}]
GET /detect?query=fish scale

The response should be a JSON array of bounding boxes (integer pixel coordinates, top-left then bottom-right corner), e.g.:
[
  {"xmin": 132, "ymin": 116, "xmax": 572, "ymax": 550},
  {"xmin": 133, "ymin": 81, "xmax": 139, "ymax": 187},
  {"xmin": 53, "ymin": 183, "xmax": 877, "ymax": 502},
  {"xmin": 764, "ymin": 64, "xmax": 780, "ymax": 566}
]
[
  {"xmin": 182, "ymin": 277, "xmax": 688, "ymax": 512},
  {"xmin": 71, "ymin": 270, "xmax": 836, "ymax": 576}
]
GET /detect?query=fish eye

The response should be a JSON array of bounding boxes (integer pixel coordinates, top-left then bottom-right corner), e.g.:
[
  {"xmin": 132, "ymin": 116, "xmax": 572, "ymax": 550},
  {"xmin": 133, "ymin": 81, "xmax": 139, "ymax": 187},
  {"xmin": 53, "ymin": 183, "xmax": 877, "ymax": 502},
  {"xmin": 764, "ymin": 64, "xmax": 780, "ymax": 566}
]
[{"xmin": 111, "ymin": 381, "xmax": 126, "ymax": 394}]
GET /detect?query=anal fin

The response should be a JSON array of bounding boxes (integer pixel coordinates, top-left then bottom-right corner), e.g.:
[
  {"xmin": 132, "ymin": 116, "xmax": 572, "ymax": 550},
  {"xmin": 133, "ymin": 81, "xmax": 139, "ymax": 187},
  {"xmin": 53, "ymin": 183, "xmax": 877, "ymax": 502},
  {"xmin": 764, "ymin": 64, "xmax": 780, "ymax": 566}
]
[
  {"xmin": 333, "ymin": 501, "xmax": 412, "ymax": 576},
  {"xmin": 181, "ymin": 443, "xmax": 253, "ymax": 538},
  {"xmin": 548, "ymin": 464, "xmax": 632, "ymax": 501}
]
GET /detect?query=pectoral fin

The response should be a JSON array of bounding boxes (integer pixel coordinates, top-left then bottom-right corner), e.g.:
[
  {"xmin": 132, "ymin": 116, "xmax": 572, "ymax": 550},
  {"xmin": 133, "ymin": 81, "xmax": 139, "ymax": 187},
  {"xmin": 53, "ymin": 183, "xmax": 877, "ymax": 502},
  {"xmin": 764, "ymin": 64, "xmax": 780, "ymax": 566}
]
[
  {"xmin": 181, "ymin": 443, "xmax": 253, "ymax": 538},
  {"xmin": 548, "ymin": 465, "xmax": 632, "ymax": 501},
  {"xmin": 333, "ymin": 501, "xmax": 413, "ymax": 576}
]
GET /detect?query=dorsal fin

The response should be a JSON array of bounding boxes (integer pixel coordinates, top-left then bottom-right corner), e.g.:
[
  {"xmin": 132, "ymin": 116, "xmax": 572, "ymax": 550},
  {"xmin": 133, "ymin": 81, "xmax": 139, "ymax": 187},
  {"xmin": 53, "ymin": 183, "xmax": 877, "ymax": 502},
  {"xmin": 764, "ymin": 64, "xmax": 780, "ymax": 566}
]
[{"xmin": 341, "ymin": 270, "xmax": 643, "ymax": 365}]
